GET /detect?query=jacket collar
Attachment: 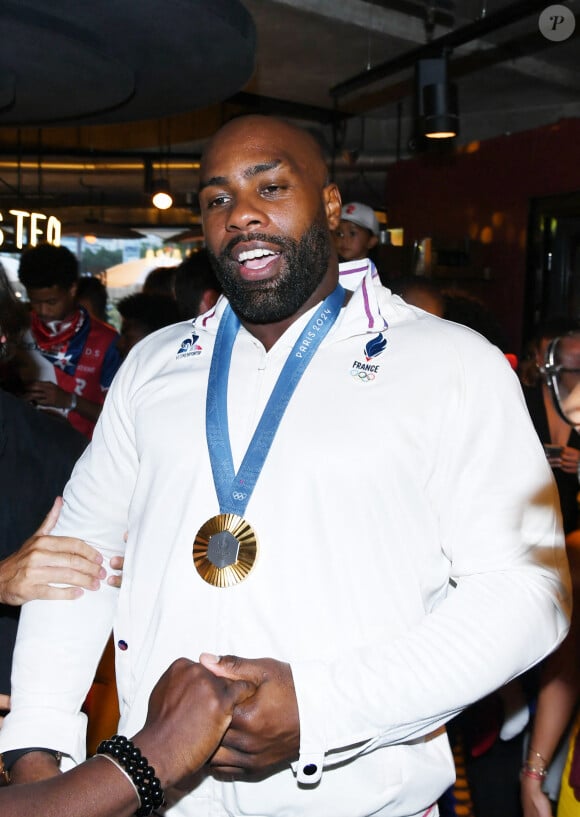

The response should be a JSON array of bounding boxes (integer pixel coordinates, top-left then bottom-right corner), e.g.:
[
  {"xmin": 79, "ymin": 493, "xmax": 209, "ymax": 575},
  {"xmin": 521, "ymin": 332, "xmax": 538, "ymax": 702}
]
[{"xmin": 196, "ymin": 267, "xmax": 393, "ymax": 346}]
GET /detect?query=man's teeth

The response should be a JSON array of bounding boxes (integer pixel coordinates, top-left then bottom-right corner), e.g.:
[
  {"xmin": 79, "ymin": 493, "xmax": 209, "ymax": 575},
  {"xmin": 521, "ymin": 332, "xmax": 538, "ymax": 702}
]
[{"xmin": 238, "ymin": 248, "xmax": 277, "ymax": 263}]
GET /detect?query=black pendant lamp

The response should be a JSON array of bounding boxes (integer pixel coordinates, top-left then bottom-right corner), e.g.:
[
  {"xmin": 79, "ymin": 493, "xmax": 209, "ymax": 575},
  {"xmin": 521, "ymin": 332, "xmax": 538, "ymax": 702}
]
[{"xmin": 415, "ymin": 56, "xmax": 459, "ymax": 140}]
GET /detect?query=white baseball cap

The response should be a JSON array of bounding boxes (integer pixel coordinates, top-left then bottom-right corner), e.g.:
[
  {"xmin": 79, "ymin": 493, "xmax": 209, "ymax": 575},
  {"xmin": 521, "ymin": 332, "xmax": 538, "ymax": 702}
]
[{"xmin": 340, "ymin": 202, "xmax": 380, "ymax": 237}]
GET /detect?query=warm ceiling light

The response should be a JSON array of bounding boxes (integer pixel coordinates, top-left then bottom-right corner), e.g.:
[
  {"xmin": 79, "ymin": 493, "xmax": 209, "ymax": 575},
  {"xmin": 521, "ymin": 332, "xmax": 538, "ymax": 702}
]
[
  {"xmin": 423, "ymin": 82, "xmax": 459, "ymax": 139},
  {"xmin": 151, "ymin": 179, "xmax": 173, "ymax": 210},
  {"xmin": 415, "ymin": 57, "xmax": 459, "ymax": 141}
]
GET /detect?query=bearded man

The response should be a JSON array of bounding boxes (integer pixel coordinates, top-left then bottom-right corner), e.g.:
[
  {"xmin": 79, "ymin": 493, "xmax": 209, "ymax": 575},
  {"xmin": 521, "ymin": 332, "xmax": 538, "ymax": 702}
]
[{"xmin": 0, "ymin": 116, "xmax": 570, "ymax": 817}]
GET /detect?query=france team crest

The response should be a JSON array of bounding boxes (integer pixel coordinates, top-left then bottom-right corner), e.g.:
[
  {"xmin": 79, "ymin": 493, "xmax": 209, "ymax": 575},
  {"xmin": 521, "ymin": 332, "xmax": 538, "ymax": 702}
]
[
  {"xmin": 364, "ymin": 332, "xmax": 387, "ymax": 361},
  {"xmin": 350, "ymin": 332, "xmax": 387, "ymax": 382}
]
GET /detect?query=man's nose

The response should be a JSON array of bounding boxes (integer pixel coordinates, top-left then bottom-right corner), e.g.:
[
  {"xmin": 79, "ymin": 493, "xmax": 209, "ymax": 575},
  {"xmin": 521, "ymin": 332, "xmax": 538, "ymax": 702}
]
[{"xmin": 226, "ymin": 195, "xmax": 268, "ymax": 232}]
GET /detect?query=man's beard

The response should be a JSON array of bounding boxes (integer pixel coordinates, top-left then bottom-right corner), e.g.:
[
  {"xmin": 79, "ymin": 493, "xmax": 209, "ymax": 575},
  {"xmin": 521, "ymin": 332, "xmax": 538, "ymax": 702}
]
[{"xmin": 207, "ymin": 221, "xmax": 332, "ymax": 325}]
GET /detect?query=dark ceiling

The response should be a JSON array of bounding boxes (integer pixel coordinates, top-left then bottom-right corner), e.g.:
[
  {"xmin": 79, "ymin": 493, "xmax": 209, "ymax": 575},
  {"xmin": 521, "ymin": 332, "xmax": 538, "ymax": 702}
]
[{"xmin": 0, "ymin": 0, "xmax": 578, "ymax": 237}]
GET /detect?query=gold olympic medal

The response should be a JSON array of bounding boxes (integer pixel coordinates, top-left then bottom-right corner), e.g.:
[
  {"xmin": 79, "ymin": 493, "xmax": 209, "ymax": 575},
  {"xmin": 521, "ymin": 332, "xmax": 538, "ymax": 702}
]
[{"xmin": 193, "ymin": 513, "xmax": 258, "ymax": 587}]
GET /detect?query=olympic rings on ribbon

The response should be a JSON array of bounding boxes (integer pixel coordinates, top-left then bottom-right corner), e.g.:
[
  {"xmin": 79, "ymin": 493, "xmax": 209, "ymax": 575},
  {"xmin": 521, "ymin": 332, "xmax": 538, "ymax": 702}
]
[
  {"xmin": 232, "ymin": 491, "xmax": 248, "ymax": 501},
  {"xmin": 350, "ymin": 369, "xmax": 375, "ymax": 382}
]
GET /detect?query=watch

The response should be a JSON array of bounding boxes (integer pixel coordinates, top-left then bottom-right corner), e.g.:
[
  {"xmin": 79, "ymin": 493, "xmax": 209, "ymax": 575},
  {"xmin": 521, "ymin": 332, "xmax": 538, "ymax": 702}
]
[
  {"xmin": 0, "ymin": 747, "xmax": 62, "ymax": 782},
  {"xmin": 69, "ymin": 392, "xmax": 78, "ymax": 411}
]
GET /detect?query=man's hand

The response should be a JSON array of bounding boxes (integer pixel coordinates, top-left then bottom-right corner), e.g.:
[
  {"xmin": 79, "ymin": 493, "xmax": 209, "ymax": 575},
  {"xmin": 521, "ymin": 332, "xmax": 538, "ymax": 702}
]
[
  {"xmin": 521, "ymin": 773, "xmax": 554, "ymax": 817},
  {"xmin": 133, "ymin": 658, "xmax": 256, "ymax": 789},
  {"xmin": 107, "ymin": 556, "xmax": 124, "ymax": 589},
  {"xmin": 23, "ymin": 381, "xmax": 72, "ymax": 411},
  {"xmin": 0, "ymin": 498, "xmax": 106, "ymax": 605},
  {"xmin": 199, "ymin": 654, "xmax": 300, "ymax": 776},
  {"xmin": 559, "ymin": 445, "xmax": 580, "ymax": 475}
]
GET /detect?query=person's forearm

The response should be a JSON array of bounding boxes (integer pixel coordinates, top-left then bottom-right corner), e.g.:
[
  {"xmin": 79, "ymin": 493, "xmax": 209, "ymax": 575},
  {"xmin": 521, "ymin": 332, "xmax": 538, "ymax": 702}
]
[
  {"xmin": 526, "ymin": 609, "xmax": 580, "ymax": 769},
  {"xmin": 0, "ymin": 655, "xmax": 251, "ymax": 817},
  {"xmin": 0, "ymin": 756, "xmax": 140, "ymax": 817},
  {"xmin": 520, "ymin": 673, "xmax": 578, "ymax": 817},
  {"xmin": 527, "ymin": 674, "xmax": 580, "ymax": 768}
]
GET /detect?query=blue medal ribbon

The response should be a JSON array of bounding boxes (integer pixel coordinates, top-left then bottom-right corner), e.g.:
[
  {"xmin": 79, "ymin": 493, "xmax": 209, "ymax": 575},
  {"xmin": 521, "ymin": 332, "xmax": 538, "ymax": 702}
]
[{"xmin": 206, "ymin": 284, "xmax": 345, "ymax": 517}]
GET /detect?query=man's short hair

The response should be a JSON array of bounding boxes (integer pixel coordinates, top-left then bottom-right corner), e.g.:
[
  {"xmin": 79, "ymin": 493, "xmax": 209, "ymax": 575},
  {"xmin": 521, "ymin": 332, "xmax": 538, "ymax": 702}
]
[
  {"xmin": 18, "ymin": 243, "xmax": 79, "ymax": 290},
  {"xmin": 174, "ymin": 249, "xmax": 221, "ymax": 320},
  {"xmin": 77, "ymin": 276, "xmax": 109, "ymax": 322},
  {"xmin": 142, "ymin": 266, "xmax": 177, "ymax": 298},
  {"xmin": 117, "ymin": 292, "xmax": 181, "ymax": 335}
]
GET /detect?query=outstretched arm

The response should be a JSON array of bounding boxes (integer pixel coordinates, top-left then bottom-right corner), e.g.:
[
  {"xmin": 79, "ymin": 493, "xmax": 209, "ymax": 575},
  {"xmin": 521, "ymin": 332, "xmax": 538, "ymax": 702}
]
[{"xmin": 0, "ymin": 658, "xmax": 255, "ymax": 817}]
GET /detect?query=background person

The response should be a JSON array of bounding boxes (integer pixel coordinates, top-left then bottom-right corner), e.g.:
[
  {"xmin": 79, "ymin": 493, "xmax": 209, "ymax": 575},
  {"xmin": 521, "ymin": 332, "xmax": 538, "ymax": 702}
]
[
  {"xmin": 521, "ymin": 331, "xmax": 580, "ymax": 817},
  {"xmin": 141, "ymin": 265, "xmax": 178, "ymax": 299},
  {"xmin": 76, "ymin": 276, "xmax": 110, "ymax": 325},
  {"xmin": 0, "ymin": 115, "xmax": 570, "ymax": 817},
  {"xmin": 115, "ymin": 292, "xmax": 181, "ymax": 359},
  {"xmin": 18, "ymin": 243, "xmax": 122, "ymax": 438},
  {"xmin": 334, "ymin": 201, "xmax": 379, "ymax": 262},
  {"xmin": 334, "ymin": 201, "xmax": 382, "ymax": 291},
  {"xmin": 0, "ymin": 266, "xmax": 119, "ymax": 727},
  {"xmin": 390, "ymin": 275, "xmax": 446, "ymax": 318},
  {"xmin": 173, "ymin": 249, "xmax": 222, "ymax": 320},
  {"xmin": 521, "ymin": 318, "xmax": 580, "ymax": 534},
  {"xmin": 520, "ymin": 541, "xmax": 580, "ymax": 817}
]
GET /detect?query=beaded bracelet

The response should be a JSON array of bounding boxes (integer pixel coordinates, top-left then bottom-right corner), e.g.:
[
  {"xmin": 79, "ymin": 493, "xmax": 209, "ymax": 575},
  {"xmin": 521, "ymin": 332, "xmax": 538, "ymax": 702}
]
[
  {"xmin": 520, "ymin": 761, "xmax": 547, "ymax": 782},
  {"xmin": 96, "ymin": 735, "xmax": 165, "ymax": 817}
]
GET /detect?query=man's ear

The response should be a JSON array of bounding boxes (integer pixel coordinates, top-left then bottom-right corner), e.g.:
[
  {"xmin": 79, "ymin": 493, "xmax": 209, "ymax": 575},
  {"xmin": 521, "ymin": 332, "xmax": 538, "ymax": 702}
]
[
  {"xmin": 198, "ymin": 288, "xmax": 220, "ymax": 315},
  {"xmin": 323, "ymin": 183, "xmax": 342, "ymax": 231}
]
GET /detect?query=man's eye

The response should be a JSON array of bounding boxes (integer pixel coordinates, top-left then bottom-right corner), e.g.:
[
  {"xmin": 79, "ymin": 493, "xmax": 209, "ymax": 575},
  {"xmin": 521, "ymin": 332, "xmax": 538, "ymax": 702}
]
[
  {"xmin": 206, "ymin": 195, "xmax": 230, "ymax": 209},
  {"xmin": 261, "ymin": 184, "xmax": 283, "ymax": 195}
]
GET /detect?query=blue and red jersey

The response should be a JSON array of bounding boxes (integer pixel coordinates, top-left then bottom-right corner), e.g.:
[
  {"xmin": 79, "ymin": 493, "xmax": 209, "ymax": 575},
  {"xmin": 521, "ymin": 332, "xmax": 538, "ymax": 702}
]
[{"xmin": 32, "ymin": 307, "xmax": 122, "ymax": 438}]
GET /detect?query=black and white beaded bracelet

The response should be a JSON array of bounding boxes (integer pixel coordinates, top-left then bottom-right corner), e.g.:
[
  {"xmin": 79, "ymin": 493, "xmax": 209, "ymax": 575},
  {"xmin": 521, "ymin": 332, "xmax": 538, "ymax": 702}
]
[{"xmin": 96, "ymin": 734, "xmax": 165, "ymax": 817}]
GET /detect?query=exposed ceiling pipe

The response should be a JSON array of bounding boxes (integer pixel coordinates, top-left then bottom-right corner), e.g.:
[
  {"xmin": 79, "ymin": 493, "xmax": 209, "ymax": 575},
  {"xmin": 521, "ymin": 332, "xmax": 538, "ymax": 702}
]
[
  {"xmin": 330, "ymin": 0, "xmax": 563, "ymax": 100},
  {"xmin": 366, "ymin": 0, "xmax": 455, "ymax": 29},
  {"xmin": 0, "ymin": 148, "xmax": 201, "ymax": 164},
  {"xmin": 335, "ymin": 21, "xmax": 580, "ymax": 118},
  {"xmin": 330, "ymin": 153, "xmax": 396, "ymax": 171}
]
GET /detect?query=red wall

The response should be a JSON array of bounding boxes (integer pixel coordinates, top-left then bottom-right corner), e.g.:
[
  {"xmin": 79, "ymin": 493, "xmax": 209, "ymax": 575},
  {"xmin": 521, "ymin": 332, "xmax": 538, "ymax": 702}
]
[{"xmin": 384, "ymin": 118, "xmax": 580, "ymax": 352}]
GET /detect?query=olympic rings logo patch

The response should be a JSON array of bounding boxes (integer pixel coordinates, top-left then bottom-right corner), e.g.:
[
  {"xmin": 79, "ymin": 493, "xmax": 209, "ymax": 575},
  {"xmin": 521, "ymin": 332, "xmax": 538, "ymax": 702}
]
[
  {"xmin": 351, "ymin": 368, "xmax": 375, "ymax": 382},
  {"xmin": 232, "ymin": 491, "xmax": 248, "ymax": 501}
]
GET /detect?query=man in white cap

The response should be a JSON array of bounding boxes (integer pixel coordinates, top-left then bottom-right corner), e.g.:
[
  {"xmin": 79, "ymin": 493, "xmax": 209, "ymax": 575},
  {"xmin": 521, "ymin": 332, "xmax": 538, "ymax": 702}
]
[{"xmin": 335, "ymin": 201, "xmax": 381, "ymax": 290}]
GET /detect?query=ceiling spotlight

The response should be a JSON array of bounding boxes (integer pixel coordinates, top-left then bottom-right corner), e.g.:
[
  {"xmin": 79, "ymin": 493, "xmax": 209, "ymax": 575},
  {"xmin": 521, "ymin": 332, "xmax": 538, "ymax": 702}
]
[
  {"xmin": 415, "ymin": 56, "xmax": 459, "ymax": 141},
  {"xmin": 423, "ymin": 82, "xmax": 459, "ymax": 139},
  {"xmin": 151, "ymin": 179, "xmax": 173, "ymax": 210}
]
